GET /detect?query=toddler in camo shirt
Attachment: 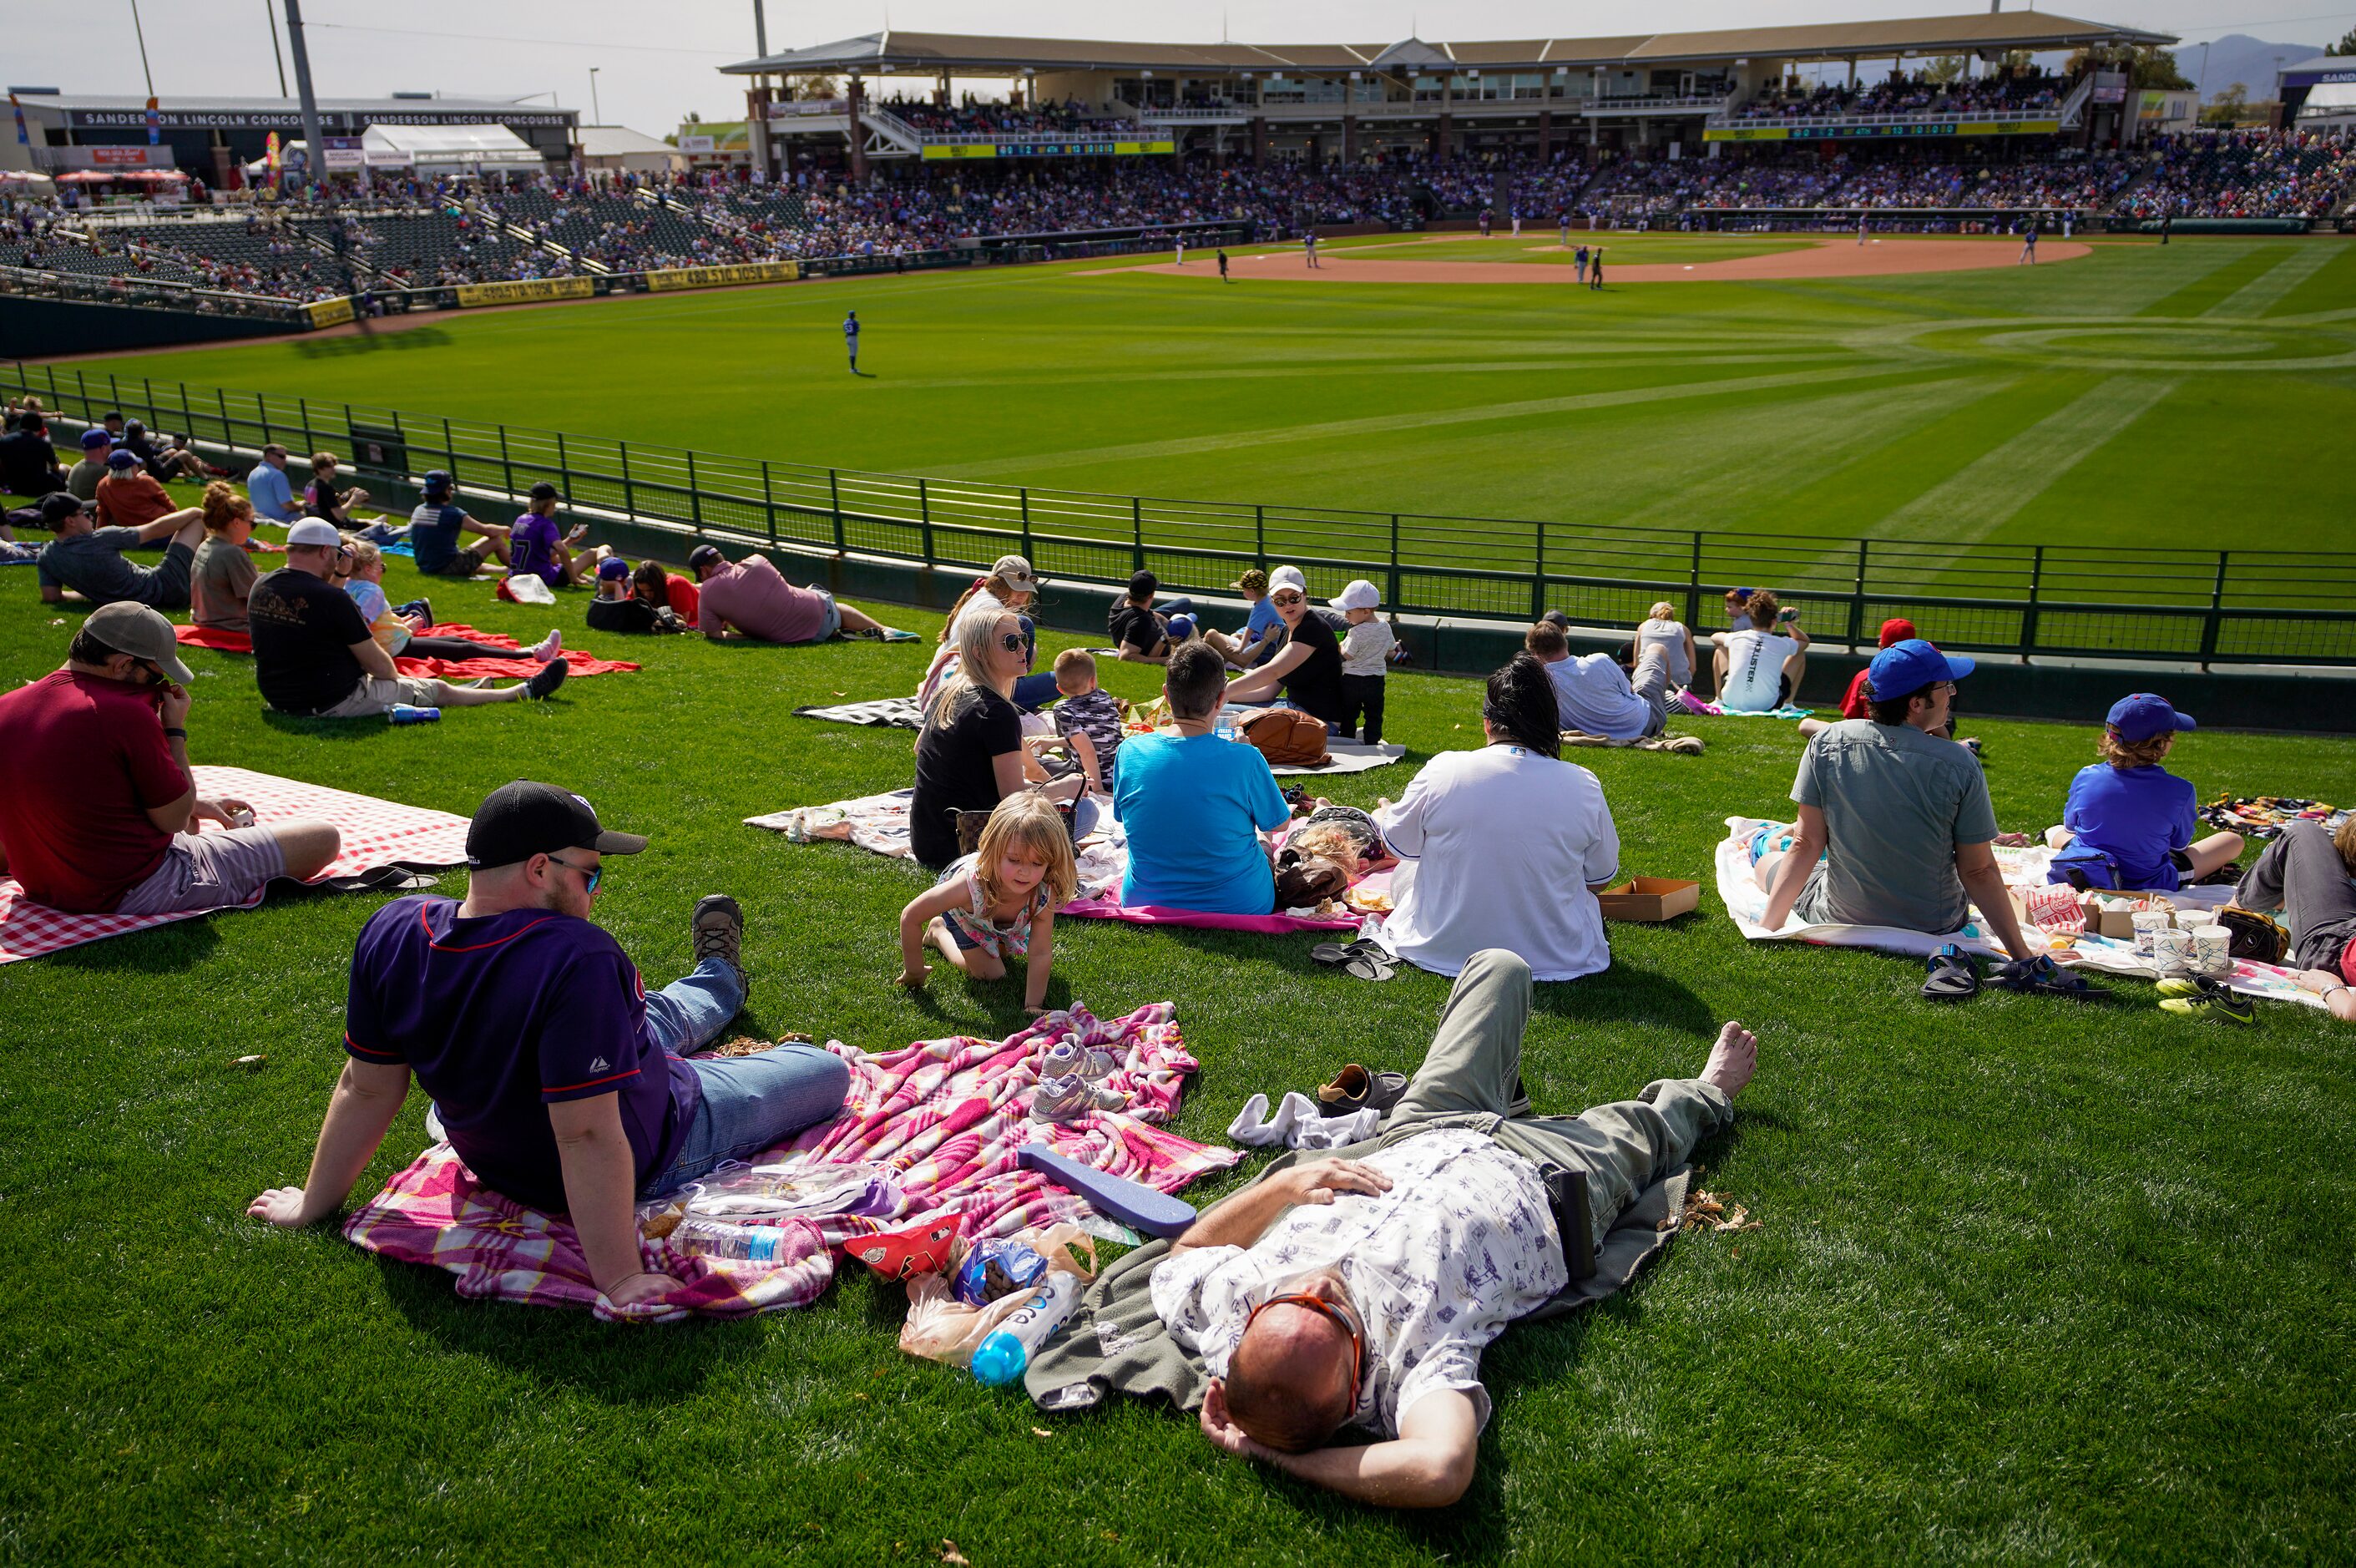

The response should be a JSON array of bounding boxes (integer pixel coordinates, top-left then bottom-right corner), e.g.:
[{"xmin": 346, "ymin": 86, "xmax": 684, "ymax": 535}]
[{"xmin": 1044, "ymin": 649, "xmax": 1125, "ymax": 793}]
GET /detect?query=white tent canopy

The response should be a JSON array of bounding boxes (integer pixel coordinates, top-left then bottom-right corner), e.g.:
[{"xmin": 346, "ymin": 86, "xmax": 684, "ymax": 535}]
[{"xmin": 361, "ymin": 122, "xmax": 543, "ymax": 169}]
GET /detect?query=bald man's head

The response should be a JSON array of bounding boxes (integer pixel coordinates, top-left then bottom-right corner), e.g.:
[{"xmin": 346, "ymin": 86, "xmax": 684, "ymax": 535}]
[{"xmin": 1223, "ymin": 1301, "xmax": 1356, "ymax": 1452}]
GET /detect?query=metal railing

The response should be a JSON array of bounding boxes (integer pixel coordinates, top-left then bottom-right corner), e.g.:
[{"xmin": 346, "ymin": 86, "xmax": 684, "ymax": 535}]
[{"xmin": 6, "ymin": 362, "xmax": 2352, "ymax": 670}]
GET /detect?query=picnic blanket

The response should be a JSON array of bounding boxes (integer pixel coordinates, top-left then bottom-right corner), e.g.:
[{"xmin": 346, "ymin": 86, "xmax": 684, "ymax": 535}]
[
  {"xmin": 0, "ymin": 766, "xmax": 469, "ymax": 965},
  {"xmin": 1677, "ymin": 696, "xmax": 1813, "ymax": 720},
  {"xmin": 750, "ymin": 790, "xmax": 1368, "ymax": 934},
  {"xmin": 1711, "ymin": 816, "xmax": 2327, "ymax": 1009},
  {"xmin": 174, "ymin": 621, "xmax": 640, "ymax": 680},
  {"xmin": 2199, "ymin": 795, "xmax": 2349, "ymax": 842},
  {"xmin": 342, "ymin": 1002, "xmax": 1242, "ymax": 1322},
  {"xmin": 1561, "ymin": 730, "xmax": 1705, "ymax": 754},
  {"xmin": 1027, "ymin": 1134, "xmax": 1692, "ymax": 1419}
]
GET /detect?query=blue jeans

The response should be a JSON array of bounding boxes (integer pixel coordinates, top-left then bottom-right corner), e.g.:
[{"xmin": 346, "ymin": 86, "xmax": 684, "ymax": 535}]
[{"xmin": 639, "ymin": 959, "xmax": 854, "ymax": 1196}]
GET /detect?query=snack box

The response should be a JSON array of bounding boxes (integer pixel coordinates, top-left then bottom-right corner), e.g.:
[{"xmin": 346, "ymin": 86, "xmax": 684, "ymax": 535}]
[{"xmin": 1596, "ymin": 877, "xmax": 1700, "ymax": 923}]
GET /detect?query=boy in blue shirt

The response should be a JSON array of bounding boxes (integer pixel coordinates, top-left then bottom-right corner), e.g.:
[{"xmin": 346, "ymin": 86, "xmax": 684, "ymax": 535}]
[{"xmin": 2047, "ymin": 694, "xmax": 2245, "ymax": 892}]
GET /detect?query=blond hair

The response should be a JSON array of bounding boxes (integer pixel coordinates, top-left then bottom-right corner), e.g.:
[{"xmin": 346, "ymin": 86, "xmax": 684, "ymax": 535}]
[
  {"xmin": 200, "ymin": 481, "xmax": 251, "ymax": 533},
  {"xmin": 1648, "ymin": 600, "xmax": 1677, "ymax": 622},
  {"xmin": 928, "ymin": 608, "xmax": 1017, "ymax": 731},
  {"xmin": 938, "ymin": 566, "xmax": 1030, "ymax": 645},
  {"xmin": 346, "ymin": 538, "xmax": 382, "ymax": 571},
  {"xmin": 1287, "ymin": 820, "xmax": 1368, "ymax": 870},
  {"xmin": 2098, "ymin": 727, "xmax": 2173, "ymax": 770},
  {"xmin": 1053, "ymin": 648, "xmax": 1096, "ymax": 689},
  {"xmin": 973, "ymin": 794, "xmax": 1077, "ymax": 913}
]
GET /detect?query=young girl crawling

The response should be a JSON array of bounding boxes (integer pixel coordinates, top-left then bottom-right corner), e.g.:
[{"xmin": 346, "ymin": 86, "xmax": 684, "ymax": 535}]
[{"xmin": 896, "ymin": 793, "xmax": 1078, "ymax": 1015}]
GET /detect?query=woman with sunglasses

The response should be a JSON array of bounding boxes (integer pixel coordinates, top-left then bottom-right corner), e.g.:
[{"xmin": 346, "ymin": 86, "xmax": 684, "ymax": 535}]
[
  {"xmin": 1219, "ymin": 571, "xmax": 1347, "ymax": 735},
  {"xmin": 911, "ymin": 610, "xmax": 1095, "ymax": 868}
]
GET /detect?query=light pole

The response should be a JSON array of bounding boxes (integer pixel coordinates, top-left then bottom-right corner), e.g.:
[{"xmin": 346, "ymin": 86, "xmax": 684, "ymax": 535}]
[
  {"xmin": 128, "ymin": 0, "xmax": 156, "ymax": 96},
  {"xmin": 589, "ymin": 68, "xmax": 602, "ymax": 125}
]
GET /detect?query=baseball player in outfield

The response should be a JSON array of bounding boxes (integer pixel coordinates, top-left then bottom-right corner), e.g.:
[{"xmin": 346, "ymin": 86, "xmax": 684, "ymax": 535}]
[{"xmin": 844, "ymin": 310, "xmax": 862, "ymax": 372}]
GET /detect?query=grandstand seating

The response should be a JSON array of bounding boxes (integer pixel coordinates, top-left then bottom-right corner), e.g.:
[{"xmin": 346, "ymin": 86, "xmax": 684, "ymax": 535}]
[{"xmin": 2116, "ymin": 129, "xmax": 2356, "ymax": 220}]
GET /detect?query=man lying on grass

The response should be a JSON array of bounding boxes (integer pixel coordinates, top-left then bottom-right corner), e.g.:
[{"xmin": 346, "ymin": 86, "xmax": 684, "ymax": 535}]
[
  {"xmin": 1153, "ymin": 948, "xmax": 1756, "ymax": 1508},
  {"xmin": 248, "ymin": 781, "xmax": 850, "ymax": 1313}
]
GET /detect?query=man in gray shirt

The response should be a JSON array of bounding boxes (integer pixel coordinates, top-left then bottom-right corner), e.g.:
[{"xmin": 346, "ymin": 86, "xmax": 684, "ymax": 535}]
[
  {"xmin": 1756, "ymin": 640, "xmax": 2032, "ymax": 956},
  {"xmin": 36, "ymin": 493, "xmax": 205, "ymax": 611}
]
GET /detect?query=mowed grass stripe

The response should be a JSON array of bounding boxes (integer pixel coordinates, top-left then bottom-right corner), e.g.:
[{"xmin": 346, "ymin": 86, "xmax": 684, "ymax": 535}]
[
  {"xmin": 2204, "ymin": 244, "xmax": 2339, "ymax": 319},
  {"xmin": 928, "ymin": 362, "xmax": 1909, "ymax": 479},
  {"xmin": 2135, "ymin": 243, "xmax": 2278, "ymax": 317},
  {"xmin": 2268, "ymin": 242, "xmax": 2356, "ymax": 320}
]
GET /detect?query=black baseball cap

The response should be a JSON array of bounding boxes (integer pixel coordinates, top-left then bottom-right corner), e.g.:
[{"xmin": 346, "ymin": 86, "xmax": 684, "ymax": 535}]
[
  {"xmin": 39, "ymin": 491, "xmax": 87, "ymax": 524},
  {"xmin": 686, "ymin": 544, "xmax": 725, "ymax": 570},
  {"xmin": 465, "ymin": 781, "xmax": 647, "ymax": 869},
  {"xmin": 1128, "ymin": 569, "xmax": 1158, "ymax": 598},
  {"xmin": 527, "ymin": 481, "xmax": 562, "ymax": 503}
]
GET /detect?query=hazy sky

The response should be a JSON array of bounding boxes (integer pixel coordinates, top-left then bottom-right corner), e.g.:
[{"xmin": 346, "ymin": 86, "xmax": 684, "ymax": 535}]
[{"xmin": 13, "ymin": 1, "xmax": 2346, "ymax": 135}]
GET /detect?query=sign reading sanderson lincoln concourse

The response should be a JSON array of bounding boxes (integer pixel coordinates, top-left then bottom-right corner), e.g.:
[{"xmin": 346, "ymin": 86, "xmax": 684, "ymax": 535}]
[{"xmin": 66, "ymin": 108, "xmax": 574, "ymax": 130}]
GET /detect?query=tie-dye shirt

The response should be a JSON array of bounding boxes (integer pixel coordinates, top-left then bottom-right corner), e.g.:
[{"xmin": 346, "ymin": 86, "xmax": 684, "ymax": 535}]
[{"xmin": 1149, "ymin": 1129, "xmax": 1567, "ymax": 1436}]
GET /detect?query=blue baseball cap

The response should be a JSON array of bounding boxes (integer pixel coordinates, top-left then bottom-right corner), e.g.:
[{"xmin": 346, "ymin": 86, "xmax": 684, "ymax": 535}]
[
  {"xmin": 595, "ymin": 555, "xmax": 631, "ymax": 581},
  {"xmin": 1867, "ymin": 638, "xmax": 1974, "ymax": 699},
  {"xmin": 79, "ymin": 427, "xmax": 111, "ymax": 449},
  {"xmin": 2106, "ymin": 693, "xmax": 2196, "ymax": 742}
]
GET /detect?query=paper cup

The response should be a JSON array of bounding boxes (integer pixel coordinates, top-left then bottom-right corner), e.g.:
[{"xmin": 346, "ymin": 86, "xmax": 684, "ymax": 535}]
[
  {"xmin": 2193, "ymin": 924, "xmax": 2232, "ymax": 975},
  {"xmin": 2154, "ymin": 927, "xmax": 2195, "ymax": 972},
  {"xmin": 2131, "ymin": 909, "xmax": 2172, "ymax": 958}
]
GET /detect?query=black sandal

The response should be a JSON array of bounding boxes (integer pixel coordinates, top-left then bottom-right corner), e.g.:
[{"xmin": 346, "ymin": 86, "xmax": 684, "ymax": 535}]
[{"xmin": 1922, "ymin": 943, "xmax": 1981, "ymax": 1003}]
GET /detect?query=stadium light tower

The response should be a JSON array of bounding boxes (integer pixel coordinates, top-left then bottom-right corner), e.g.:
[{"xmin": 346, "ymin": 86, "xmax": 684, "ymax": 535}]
[
  {"xmin": 281, "ymin": 0, "xmax": 327, "ymax": 196},
  {"xmin": 589, "ymin": 68, "xmax": 602, "ymax": 124}
]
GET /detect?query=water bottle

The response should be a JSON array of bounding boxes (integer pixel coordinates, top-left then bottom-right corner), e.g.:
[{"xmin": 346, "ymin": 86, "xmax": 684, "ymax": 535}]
[
  {"xmin": 387, "ymin": 704, "xmax": 441, "ymax": 725},
  {"xmin": 668, "ymin": 1216, "xmax": 795, "ymax": 1264},
  {"xmin": 970, "ymin": 1271, "xmax": 1080, "ymax": 1387}
]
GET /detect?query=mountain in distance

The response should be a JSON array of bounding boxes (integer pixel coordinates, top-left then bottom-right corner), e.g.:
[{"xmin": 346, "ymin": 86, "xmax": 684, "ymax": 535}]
[{"xmin": 2182, "ymin": 34, "xmax": 2333, "ymax": 101}]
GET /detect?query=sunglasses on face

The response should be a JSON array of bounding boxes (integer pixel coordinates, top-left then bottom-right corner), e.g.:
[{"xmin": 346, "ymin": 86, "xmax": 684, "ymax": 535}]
[
  {"xmin": 1271, "ymin": 592, "xmax": 1305, "ymax": 606},
  {"xmin": 543, "ymin": 852, "xmax": 603, "ymax": 893},
  {"xmin": 1246, "ymin": 1291, "xmax": 1363, "ymax": 1410},
  {"xmin": 998, "ymin": 632, "xmax": 1027, "ymax": 651}
]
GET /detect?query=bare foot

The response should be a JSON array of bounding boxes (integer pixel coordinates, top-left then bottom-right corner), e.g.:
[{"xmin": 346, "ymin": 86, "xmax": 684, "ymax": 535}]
[{"xmin": 1700, "ymin": 1021, "xmax": 1757, "ymax": 1099}]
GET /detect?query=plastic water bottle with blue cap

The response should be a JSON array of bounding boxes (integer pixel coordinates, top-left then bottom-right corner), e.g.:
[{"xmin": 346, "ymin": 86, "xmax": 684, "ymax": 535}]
[
  {"xmin": 969, "ymin": 1271, "xmax": 1080, "ymax": 1386},
  {"xmin": 668, "ymin": 1216, "xmax": 793, "ymax": 1263}
]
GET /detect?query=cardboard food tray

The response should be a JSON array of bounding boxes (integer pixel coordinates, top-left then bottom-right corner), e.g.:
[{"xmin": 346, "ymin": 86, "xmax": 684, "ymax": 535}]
[{"xmin": 1597, "ymin": 877, "xmax": 1701, "ymax": 923}]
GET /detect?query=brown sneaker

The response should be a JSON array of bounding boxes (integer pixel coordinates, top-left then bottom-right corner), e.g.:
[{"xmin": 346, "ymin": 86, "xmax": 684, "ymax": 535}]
[
  {"xmin": 1316, "ymin": 1063, "xmax": 1407, "ymax": 1118},
  {"xmin": 691, "ymin": 894, "xmax": 746, "ymax": 986}
]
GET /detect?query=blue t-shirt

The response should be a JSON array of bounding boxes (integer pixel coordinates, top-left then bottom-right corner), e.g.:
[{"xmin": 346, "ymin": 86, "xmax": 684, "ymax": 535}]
[
  {"xmin": 508, "ymin": 512, "xmax": 564, "ymax": 584},
  {"xmin": 407, "ymin": 501, "xmax": 472, "ymax": 574},
  {"xmin": 1244, "ymin": 597, "xmax": 1282, "ymax": 645},
  {"xmin": 342, "ymin": 896, "xmax": 699, "ymax": 1211},
  {"xmin": 245, "ymin": 461, "xmax": 301, "ymax": 524},
  {"xmin": 2060, "ymin": 762, "xmax": 2197, "ymax": 892},
  {"xmin": 1112, "ymin": 731, "xmax": 1290, "ymax": 913}
]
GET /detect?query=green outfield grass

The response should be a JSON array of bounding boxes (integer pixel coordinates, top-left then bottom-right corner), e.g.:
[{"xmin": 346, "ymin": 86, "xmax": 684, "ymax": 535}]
[
  {"xmin": 0, "ymin": 511, "xmax": 2353, "ymax": 1562},
  {"xmin": 30, "ymin": 235, "xmax": 2356, "ymax": 564},
  {"xmin": 1314, "ymin": 232, "xmax": 1817, "ymax": 264}
]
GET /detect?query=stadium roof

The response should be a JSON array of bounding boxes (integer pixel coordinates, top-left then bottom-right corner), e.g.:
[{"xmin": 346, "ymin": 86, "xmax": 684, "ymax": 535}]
[
  {"xmin": 15, "ymin": 94, "xmax": 577, "ymax": 117},
  {"xmin": 723, "ymin": 11, "xmax": 2175, "ymax": 76}
]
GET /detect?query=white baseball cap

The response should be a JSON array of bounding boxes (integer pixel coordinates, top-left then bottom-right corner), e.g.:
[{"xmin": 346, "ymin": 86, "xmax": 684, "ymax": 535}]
[
  {"xmin": 1332, "ymin": 579, "xmax": 1380, "ymax": 612},
  {"xmin": 1268, "ymin": 565, "xmax": 1308, "ymax": 595},
  {"xmin": 286, "ymin": 518, "xmax": 345, "ymax": 549}
]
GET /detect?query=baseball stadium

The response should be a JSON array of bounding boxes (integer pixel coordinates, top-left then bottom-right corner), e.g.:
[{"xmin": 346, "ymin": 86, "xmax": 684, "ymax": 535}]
[{"xmin": 2, "ymin": 4, "xmax": 2353, "ymax": 1562}]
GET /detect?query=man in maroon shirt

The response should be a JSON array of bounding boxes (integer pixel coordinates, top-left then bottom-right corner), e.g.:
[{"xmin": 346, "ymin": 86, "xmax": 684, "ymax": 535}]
[
  {"xmin": 688, "ymin": 544, "xmax": 901, "ymax": 644},
  {"xmin": 0, "ymin": 604, "xmax": 340, "ymax": 914}
]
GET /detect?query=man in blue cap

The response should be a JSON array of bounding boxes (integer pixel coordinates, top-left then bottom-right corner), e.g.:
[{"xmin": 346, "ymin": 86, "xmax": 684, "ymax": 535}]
[
  {"xmin": 65, "ymin": 427, "xmax": 114, "ymax": 503},
  {"xmin": 2047, "ymin": 695, "xmax": 2244, "ymax": 892},
  {"xmin": 1755, "ymin": 639, "xmax": 2032, "ymax": 956}
]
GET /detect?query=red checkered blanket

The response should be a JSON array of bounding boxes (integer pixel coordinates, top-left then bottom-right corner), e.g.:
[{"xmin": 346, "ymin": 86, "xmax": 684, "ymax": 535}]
[
  {"xmin": 174, "ymin": 622, "xmax": 640, "ymax": 680},
  {"xmin": 341, "ymin": 1001, "xmax": 1241, "ymax": 1322},
  {"xmin": 0, "ymin": 766, "xmax": 470, "ymax": 965}
]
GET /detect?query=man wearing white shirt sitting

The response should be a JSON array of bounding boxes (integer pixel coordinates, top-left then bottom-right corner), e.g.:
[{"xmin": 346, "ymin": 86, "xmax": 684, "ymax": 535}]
[
  {"xmin": 1708, "ymin": 589, "xmax": 1809, "ymax": 712},
  {"xmin": 1155, "ymin": 948, "xmax": 1758, "ymax": 1507},
  {"xmin": 1524, "ymin": 620, "xmax": 1666, "ymax": 740}
]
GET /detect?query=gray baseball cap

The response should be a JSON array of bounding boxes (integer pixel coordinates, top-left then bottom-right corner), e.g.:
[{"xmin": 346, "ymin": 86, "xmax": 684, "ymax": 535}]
[{"xmin": 83, "ymin": 601, "xmax": 194, "ymax": 683}]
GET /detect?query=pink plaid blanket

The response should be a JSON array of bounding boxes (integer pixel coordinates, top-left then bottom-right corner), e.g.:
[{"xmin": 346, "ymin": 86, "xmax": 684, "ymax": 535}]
[
  {"xmin": 342, "ymin": 1002, "xmax": 1241, "ymax": 1322},
  {"xmin": 0, "ymin": 766, "xmax": 471, "ymax": 966}
]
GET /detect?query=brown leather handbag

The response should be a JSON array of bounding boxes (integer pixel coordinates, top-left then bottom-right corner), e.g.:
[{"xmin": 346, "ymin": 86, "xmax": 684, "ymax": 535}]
[{"xmin": 1241, "ymin": 709, "xmax": 1331, "ymax": 768}]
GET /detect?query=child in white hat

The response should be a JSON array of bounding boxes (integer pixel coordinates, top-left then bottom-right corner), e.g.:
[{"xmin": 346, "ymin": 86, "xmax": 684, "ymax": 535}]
[{"xmin": 1332, "ymin": 579, "xmax": 1394, "ymax": 745}]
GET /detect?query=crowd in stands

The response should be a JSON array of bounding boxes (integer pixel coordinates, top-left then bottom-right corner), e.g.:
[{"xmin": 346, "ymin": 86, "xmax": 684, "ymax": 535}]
[
  {"xmin": 1733, "ymin": 65, "xmax": 2069, "ymax": 123},
  {"xmin": 2116, "ymin": 128, "xmax": 2356, "ymax": 220},
  {"xmin": 876, "ymin": 95, "xmax": 1108, "ymax": 139}
]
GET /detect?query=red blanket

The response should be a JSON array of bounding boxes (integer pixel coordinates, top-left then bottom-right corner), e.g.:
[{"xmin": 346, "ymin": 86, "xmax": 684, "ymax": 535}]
[{"xmin": 174, "ymin": 621, "xmax": 640, "ymax": 679}]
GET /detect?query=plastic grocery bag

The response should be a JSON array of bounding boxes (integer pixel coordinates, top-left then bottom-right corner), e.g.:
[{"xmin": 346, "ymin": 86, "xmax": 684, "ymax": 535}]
[{"xmin": 897, "ymin": 1222, "xmax": 1098, "ymax": 1368}]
